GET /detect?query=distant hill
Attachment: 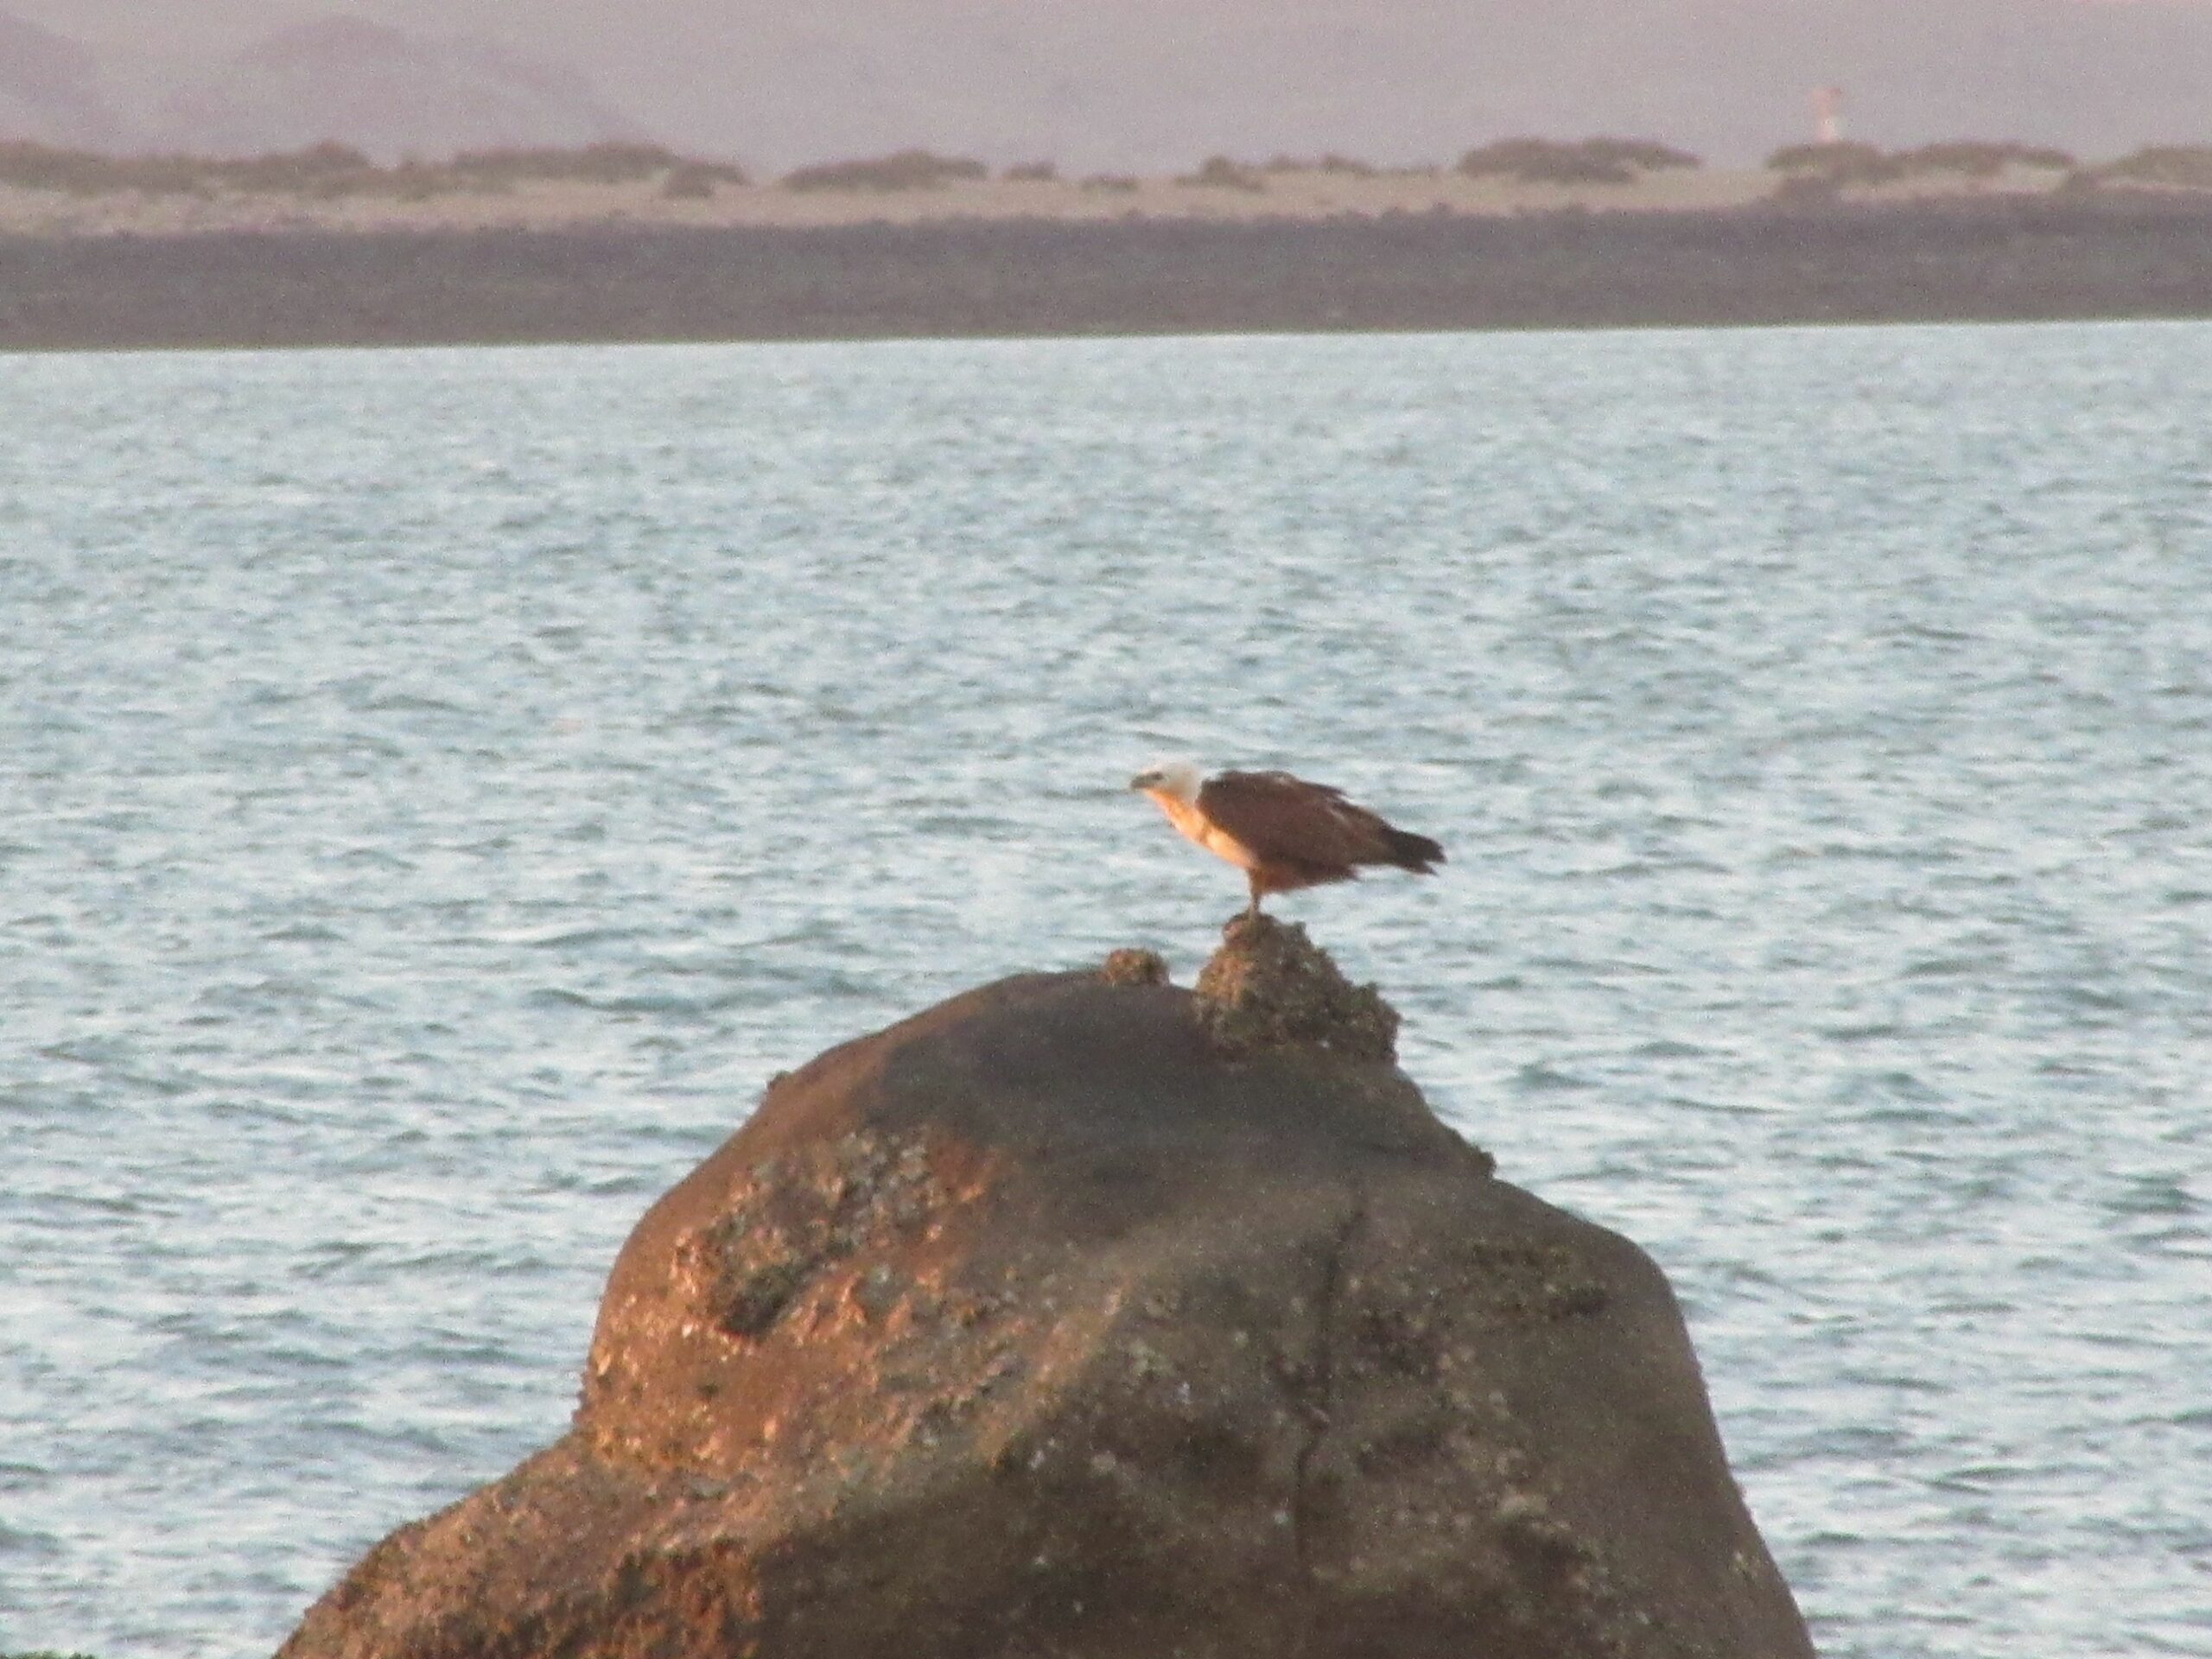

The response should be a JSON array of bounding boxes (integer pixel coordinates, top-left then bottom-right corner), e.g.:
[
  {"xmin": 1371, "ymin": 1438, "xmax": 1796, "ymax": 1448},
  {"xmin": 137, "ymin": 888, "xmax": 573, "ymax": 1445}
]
[
  {"xmin": 0, "ymin": 10, "xmax": 130, "ymax": 149},
  {"xmin": 156, "ymin": 17, "xmax": 645, "ymax": 160},
  {"xmin": 0, "ymin": 10, "xmax": 645, "ymax": 160},
  {"xmin": 1, "ymin": 1, "xmax": 2207, "ymax": 170}
]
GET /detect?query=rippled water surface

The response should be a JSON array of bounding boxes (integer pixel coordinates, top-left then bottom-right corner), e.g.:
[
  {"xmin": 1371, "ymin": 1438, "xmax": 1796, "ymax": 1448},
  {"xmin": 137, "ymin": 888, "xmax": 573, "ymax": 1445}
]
[{"xmin": 3, "ymin": 324, "xmax": 2209, "ymax": 1656}]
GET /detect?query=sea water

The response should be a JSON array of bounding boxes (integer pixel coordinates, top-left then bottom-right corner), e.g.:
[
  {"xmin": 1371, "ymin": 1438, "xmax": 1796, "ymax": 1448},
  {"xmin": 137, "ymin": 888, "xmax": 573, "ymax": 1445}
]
[{"xmin": 3, "ymin": 323, "xmax": 2209, "ymax": 1656}]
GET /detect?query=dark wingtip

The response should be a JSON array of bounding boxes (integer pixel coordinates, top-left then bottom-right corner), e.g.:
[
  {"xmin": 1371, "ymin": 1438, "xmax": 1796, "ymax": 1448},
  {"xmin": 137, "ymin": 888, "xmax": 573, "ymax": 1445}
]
[{"xmin": 1386, "ymin": 828, "xmax": 1446, "ymax": 873}]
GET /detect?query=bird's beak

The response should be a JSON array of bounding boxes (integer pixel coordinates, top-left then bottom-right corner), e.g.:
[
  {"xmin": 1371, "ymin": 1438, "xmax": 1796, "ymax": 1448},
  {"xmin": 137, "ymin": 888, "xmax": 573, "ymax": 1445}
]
[{"xmin": 1128, "ymin": 772, "xmax": 1155, "ymax": 791}]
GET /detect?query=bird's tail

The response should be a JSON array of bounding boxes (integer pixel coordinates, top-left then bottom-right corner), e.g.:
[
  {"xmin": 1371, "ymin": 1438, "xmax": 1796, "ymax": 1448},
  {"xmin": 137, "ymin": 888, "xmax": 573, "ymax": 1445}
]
[{"xmin": 1383, "ymin": 828, "xmax": 1446, "ymax": 874}]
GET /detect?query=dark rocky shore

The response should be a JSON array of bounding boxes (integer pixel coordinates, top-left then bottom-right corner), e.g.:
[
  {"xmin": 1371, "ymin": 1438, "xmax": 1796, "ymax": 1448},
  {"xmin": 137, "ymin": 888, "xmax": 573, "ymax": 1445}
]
[
  {"xmin": 4, "ymin": 195, "xmax": 2211, "ymax": 352},
  {"xmin": 281, "ymin": 917, "xmax": 1814, "ymax": 1659}
]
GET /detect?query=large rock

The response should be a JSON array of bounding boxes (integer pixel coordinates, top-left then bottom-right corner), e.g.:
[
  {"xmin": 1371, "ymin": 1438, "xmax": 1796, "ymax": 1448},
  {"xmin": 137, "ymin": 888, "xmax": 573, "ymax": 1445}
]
[{"xmin": 282, "ymin": 919, "xmax": 1815, "ymax": 1659}]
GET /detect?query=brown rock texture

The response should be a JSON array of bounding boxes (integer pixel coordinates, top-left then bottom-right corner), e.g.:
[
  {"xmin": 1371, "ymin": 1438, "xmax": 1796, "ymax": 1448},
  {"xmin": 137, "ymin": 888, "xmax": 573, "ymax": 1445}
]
[
  {"xmin": 1194, "ymin": 913, "xmax": 1400, "ymax": 1062},
  {"xmin": 280, "ymin": 922, "xmax": 1816, "ymax": 1659}
]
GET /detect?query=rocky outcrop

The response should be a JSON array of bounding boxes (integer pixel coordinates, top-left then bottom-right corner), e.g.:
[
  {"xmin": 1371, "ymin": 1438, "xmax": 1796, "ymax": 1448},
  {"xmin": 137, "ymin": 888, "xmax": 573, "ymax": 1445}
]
[{"xmin": 281, "ymin": 918, "xmax": 1815, "ymax": 1659}]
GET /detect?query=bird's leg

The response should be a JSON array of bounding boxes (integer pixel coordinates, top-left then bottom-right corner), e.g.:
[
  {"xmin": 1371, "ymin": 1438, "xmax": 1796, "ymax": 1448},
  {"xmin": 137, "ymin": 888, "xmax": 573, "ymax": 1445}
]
[{"xmin": 1243, "ymin": 872, "xmax": 1264, "ymax": 920}]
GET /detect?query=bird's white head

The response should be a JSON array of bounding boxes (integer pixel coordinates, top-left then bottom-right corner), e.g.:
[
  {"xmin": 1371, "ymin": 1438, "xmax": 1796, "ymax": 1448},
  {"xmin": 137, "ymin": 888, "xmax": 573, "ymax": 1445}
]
[{"xmin": 1128, "ymin": 760, "xmax": 1203, "ymax": 804}]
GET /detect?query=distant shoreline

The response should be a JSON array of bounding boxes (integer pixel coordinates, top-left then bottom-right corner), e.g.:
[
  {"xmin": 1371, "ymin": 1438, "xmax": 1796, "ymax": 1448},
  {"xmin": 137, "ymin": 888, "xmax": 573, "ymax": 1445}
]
[{"xmin": 5, "ymin": 197, "xmax": 2212, "ymax": 353}]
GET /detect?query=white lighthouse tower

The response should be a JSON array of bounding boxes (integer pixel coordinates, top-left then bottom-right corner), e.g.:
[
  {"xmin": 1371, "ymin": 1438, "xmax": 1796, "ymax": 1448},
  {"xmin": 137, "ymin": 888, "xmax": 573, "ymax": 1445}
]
[{"xmin": 1813, "ymin": 86, "xmax": 1847, "ymax": 145}]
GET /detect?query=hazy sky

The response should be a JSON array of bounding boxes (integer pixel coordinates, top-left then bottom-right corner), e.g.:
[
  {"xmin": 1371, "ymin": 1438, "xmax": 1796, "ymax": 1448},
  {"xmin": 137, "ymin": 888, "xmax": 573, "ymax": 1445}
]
[{"xmin": 10, "ymin": 0, "xmax": 2210, "ymax": 167}]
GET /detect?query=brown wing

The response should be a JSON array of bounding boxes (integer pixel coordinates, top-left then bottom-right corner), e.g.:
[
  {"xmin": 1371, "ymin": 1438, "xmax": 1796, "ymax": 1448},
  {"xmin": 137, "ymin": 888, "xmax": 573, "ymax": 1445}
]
[{"xmin": 1197, "ymin": 771, "xmax": 1402, "ymax": 870}]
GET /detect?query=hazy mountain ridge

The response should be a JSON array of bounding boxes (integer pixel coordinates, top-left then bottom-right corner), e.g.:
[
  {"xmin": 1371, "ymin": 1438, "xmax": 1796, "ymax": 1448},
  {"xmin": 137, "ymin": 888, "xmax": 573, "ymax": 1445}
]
[
  {"xmin": 1, "ymin": 3, "xmax": 2207, "ymax": 169},
  {"xmin": 157, "ymin": 17, "xmax": 645, "ymax": 159},
  {"xmin": 0, "ymin": 10, "xmax": 129, "ymax": 149},
  {"xmin": 0, "ymin": 10, "xmax": 644, "ymax": 160}
]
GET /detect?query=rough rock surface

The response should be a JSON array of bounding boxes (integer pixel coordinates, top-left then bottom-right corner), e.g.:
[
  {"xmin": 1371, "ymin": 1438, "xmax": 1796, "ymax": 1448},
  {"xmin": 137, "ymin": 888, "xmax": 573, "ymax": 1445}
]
[
  {"xmin": 281, "ymin": 919, "xmax": 1815, "ymax": 1659},
  {"xmin": 1193, "ymin": 913, "xmax": 1399, "ymax": 1062}
]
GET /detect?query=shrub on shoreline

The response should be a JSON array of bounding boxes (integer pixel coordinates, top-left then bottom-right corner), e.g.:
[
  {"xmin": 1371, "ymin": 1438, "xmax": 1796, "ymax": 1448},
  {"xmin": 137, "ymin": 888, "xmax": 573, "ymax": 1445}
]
[
  {"xmin": 1903, "ymin": 141, "xmax": 2073, "ymax": 177},
  {"xmin": 2075, "ymin": 144, "xmax": 2212, "ymax": 191},
  {"xmin": 1765, "ymin": 141, "xmax": 1903, "ymax": 186},
  {"xmin": 1459, "ymin": 137, "xmax": 1700, "ymax": 185},
  {"xmin": 1260, "ymin": 153, "xmax": 1379, "ymax": 176},
  {"xmin": 782, "ymin": 150, "xmax": 988, "ymax": 192},
  {"xmin": 1768, "ymin": 139, "xmax": 2078, "ymax": 189},
  {"xmin": 0, "ymin": 139, "xmax": 747, "ymax": 199},
  {"xmin": 1178, "ymin": 156, "xmax": 1265, "ymax": 191},
  {"xmin": 449, "ymin": 143, "xmax": 747, "ymax": 188}
]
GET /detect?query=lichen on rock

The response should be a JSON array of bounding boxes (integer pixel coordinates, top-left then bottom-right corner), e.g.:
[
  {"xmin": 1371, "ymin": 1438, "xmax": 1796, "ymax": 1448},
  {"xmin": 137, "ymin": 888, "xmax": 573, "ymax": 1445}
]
[
  {"xmin": 672, "ymin": 1130, "xmax": 948, "ymax": 1344},
  {"xmin": 1097, "ymin": 947, "xmax": 1170, "ymax": 987},
  {"xmin": 1193, "ymin": 912, "xmax": 1402, "ymax": 1063}
]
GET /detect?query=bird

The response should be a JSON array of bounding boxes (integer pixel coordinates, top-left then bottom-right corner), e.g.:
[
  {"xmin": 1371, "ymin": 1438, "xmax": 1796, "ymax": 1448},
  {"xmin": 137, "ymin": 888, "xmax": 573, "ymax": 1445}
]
[{"xmin": 1129, "ymin": 761, "xmax": 1445, "ymax": 916}]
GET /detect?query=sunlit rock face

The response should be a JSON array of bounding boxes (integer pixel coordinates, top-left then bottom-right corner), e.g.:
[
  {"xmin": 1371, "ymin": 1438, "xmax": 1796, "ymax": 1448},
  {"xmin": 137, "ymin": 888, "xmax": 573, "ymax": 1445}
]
[{"xmin": 280, "ymin": 926, "xmax": 1815, "ymax": 1659}]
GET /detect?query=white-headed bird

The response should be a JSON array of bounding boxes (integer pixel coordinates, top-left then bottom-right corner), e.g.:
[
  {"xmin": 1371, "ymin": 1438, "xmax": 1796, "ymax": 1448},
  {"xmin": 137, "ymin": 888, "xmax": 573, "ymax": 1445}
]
[{"xmin": 1130, "ymin": 761, "xmax": 1445, "ymax": 916}]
